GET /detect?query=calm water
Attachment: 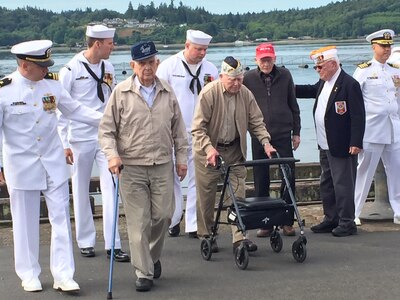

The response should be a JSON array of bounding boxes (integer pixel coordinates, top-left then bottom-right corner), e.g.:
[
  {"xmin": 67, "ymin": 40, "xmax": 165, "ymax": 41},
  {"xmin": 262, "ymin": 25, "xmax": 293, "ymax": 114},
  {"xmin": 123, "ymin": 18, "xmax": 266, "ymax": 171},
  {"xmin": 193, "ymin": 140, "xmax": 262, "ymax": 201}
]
[{"xmin": 0, "ymin": 42, "xmax": 373, "ymax": 164}]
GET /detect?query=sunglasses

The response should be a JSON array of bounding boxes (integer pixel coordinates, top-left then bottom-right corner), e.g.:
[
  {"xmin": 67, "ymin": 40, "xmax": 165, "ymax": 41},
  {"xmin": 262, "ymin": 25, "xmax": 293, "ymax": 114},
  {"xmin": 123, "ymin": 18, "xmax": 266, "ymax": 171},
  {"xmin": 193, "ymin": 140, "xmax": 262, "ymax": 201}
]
[{"xmin": 313, "ymin": 60, "xmax": 334, "ymax": 70}]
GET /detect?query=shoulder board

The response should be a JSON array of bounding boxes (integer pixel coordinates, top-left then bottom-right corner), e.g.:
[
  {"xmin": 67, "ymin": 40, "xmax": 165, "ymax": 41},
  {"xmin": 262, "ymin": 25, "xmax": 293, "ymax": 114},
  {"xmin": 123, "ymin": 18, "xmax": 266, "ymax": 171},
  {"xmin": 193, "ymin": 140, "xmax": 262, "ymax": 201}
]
[
  {"xmin": 388, "ymin": 63, "xmax": 400, "ymax": 69},
  {"xmin": 0, "ymin": 77, "xmax": 12, "ymax": 88},
  {"xmin": 44, "ymin": 72, "xmax": 59, "ymax": 80},
  {"xmin": 357, "ymin": 61, "xmax": 371, "ymax": 69}
]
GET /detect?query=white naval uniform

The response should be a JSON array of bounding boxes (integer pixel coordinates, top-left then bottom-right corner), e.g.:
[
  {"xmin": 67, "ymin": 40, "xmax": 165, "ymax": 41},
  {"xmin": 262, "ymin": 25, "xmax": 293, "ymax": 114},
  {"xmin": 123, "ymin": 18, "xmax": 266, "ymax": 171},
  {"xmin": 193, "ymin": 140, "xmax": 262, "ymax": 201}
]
[
  {"xmin": 353, "ymin": 58, "xmax": 400, "ymax": 220},
  {"xmin": 157, "ymin": 51, "xmax": 218, "ymax": 232},
  {"xmin": 58, "ymin": 51, "xmax": 120, "ymax": 250},
  {"xmin": 0, "ymin": 70, "xmax": 102, "ymax": 282}
]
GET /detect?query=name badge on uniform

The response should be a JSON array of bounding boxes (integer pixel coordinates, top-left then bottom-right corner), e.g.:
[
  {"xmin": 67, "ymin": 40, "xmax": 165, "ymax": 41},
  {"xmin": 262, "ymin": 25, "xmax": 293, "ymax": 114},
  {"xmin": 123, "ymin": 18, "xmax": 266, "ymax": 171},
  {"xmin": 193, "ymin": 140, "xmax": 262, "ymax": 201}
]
[
  {"xmin": 335, "ymin": 101, "xmax": 347, "ymax": 115},
  {"xmin": 42, "ymin": 94, "xmax": 57, "ymax": 113},
  {"xmin": 11, "ymin": 101, "xmax": 27, "ymax": 106},
  {"xmin": 392, "ymin": 75, "xmax": 400, "ymax": 88}
]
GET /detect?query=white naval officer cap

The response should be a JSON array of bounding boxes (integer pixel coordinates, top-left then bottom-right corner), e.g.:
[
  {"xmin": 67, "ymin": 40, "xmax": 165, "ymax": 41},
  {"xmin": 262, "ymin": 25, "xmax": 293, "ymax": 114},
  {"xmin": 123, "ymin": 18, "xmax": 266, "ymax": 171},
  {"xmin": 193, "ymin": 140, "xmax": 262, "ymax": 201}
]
[
  {"xmin": 86, "ymin": 24, "xmax": 116, "ymax": 39},
  {"xmin": 186, "ymin": 29, "xmax": 212, "ymax": 45},
  {"xmin": 11, "ymin": 39, "xmax": 54, "ymax": 67},
  {"xmin": 366, "ymin": 29, "xmax": 394, "ymax": 45}
]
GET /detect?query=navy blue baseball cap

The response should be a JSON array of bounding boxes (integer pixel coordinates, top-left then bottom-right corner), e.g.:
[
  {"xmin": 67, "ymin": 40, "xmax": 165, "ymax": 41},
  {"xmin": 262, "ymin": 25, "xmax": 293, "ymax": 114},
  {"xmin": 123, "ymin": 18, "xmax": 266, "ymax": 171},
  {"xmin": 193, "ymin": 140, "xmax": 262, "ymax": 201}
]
[{"xmin": 131, "ymin": 41, "xmax": 158, "ymax": 61}]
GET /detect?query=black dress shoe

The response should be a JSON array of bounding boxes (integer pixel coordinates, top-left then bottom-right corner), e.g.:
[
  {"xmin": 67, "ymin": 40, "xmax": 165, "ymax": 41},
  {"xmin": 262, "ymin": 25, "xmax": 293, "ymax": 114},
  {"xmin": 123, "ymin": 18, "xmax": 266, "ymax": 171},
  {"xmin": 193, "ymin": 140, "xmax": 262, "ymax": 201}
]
[
  {"xmin": 310, "ymin": 221, "xmax": 338, "ymax": 233},
  {"xmin": 232, "ymin": 239, "xmax": 258, "ymax": 253},
  {"xmin": 332, "ymin": 225, "xmax": 357, "ymax": 237},
  {"xmin": 80, "ymin": 247, "xmax": 95, "ymax": 257},
  {"xmin": 135, "ymin": 278, "xmax": 153, "ymax": 292},
  {"xmin": 106, "ymin": 249, "xmax": 130, "ymax": 262},
  {"xmin": 168, "ymin": 223, "xmax": 180, "ymax": 237},
  {"xmin": 188, "ymin": 231, "xmax": 198, "ymax": 239},
  {"xmin": 153, "ymin": 260, "xmax": 161, "ymax": 279},
  {"xmin": 245, "ymin": 239, "xmax": 258, "ymax": 252}
]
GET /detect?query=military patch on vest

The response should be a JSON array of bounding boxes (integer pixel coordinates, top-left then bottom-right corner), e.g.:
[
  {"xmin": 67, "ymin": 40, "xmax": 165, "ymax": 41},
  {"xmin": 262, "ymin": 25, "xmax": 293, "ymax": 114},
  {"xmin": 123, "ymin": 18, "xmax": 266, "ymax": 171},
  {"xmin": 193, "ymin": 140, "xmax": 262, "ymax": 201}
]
[
  {"xmin": 0, "ymin": 77, "xmax": 12, "ymax": 88},
  {"xmin": 335, "ymin": 101, "xmax": 347, "ymax": 115},
  {"xmin": 388, "ymin": 63, "xmax": 400, "ymax": 69},
  {"xmin": 357, "ymin": 61, "xmax": 371, "ymax": 69},
  {"xmin": 44, "ymin": 72, "xmax": 59, "ymax": 80}
]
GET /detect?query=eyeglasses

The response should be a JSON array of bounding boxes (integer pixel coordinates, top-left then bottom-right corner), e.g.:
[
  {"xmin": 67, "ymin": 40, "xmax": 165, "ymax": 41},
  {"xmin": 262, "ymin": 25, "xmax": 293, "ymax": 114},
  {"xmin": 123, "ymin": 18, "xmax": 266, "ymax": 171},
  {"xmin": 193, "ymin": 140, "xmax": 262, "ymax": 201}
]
[{"xmin": 258, "ymin": 57, "xmax": 275, "ymax": 65}]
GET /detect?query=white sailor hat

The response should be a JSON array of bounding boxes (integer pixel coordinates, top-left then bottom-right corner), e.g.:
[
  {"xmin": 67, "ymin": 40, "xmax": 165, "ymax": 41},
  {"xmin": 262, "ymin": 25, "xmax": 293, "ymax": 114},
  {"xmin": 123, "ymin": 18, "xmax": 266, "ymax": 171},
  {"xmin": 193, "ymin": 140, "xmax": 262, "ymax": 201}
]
[
  {"xmin": 186, "ymin": 29, "xmax": 212, "ymax": 46},
  {"xmin": 310, "ymin": 45, "xmax": 338, "ymax": 64},
  {"xmin": 366, "ymin": 29, "xmax": 394, "ymax": 45},
  {"xmin": 86, "ymin": 24, "xmax": 115, "ymax": 39},
  {"xmin": 11, "ymin": 39, "xmax": 54, "ymax": 67}
]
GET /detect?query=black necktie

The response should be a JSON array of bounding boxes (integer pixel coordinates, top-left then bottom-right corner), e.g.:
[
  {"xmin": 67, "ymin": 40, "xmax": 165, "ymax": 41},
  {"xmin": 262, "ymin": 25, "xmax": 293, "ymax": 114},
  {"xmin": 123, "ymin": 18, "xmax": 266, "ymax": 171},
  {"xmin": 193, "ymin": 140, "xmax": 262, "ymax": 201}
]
[
  {"xmin": 82, "ymin": 61, "xmax": 108, "ymax": 102},
  {"xmin": 181, "ymin": 61, "xmax": 202, "ymax": 94}
]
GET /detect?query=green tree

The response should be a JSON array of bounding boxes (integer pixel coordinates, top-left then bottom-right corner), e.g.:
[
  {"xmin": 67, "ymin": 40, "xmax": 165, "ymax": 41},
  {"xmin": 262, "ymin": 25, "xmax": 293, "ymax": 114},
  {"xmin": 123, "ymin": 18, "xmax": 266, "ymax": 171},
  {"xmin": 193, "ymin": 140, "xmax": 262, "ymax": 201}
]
[{"xmin": 125, "ymin": 1, "xmax": 134, "ymax": 19}]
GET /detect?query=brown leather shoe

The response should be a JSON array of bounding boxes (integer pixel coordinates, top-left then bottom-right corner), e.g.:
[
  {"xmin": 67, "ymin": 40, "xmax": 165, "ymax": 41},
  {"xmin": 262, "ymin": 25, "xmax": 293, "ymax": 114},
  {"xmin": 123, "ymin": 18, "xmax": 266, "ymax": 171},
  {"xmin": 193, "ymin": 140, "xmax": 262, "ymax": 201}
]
[
  {"xmin": 282, "ymin": 225, "xmax": 296, "ymax": 236},
  {"xmin": 256, "ymin": 228, "xmax": 272, "ymax": 237}
]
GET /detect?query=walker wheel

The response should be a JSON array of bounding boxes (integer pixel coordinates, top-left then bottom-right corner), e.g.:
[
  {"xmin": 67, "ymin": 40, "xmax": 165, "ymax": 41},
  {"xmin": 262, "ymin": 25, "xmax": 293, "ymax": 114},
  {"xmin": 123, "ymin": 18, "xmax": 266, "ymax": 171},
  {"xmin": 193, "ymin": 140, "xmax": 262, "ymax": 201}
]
[
  {"xmin": 292, "ymin": 239, "xmax": 307, "ymax": 263},
  {"xmin": 270, "ymin": 230, "xmax": 283, "ymax": 253},
  {"xmin": 200, "ymin": 239, "xmax": 212, "ymax": 261},
  {"xmin": 234, "ymin": 243, "xmax": 249, "ymax": 270}
]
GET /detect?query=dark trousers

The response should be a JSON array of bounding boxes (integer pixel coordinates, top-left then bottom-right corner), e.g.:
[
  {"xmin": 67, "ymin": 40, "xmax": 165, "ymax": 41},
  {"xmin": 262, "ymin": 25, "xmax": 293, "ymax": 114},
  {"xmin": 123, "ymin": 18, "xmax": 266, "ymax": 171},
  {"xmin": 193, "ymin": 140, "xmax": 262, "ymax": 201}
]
[
  {"xmin": 251, "ymin": 134, "xmax": 295, "ymax": 227},
  {"xmin": 319, "ymin": 150, "xmax": 357, "ymax": 227},
  {"xmin": 251, "ymin": 134, "xmax": 295, "ymax": 201}
]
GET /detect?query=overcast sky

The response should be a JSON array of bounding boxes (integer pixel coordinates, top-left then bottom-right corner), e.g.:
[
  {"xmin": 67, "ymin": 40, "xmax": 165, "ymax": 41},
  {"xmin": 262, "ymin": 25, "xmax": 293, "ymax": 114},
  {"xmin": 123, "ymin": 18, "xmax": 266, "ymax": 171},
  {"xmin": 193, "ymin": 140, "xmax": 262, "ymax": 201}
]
[{"xmin": 1, "ymin": 0, "xmax": 336, "ymax": 14}]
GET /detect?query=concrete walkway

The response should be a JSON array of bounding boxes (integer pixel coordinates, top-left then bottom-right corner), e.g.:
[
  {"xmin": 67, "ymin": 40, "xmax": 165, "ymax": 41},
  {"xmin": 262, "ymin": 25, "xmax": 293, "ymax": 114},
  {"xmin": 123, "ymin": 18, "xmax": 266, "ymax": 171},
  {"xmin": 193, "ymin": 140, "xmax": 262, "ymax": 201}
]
[{"xmin": 1, "ymin": 214, "xmax": 400, "ymax": 300}]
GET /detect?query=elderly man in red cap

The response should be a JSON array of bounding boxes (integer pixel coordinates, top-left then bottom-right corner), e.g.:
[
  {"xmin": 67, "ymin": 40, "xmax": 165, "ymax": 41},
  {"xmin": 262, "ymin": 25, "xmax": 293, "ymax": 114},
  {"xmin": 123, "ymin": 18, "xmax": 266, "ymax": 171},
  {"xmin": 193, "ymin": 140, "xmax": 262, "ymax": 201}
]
[
  {"xmin": 192, "ymin": 56, "xmax": 276, "ymax": 253},
  {"xmin": 243, "ymin": 43, "xmax": 300, "ymax": 238},
  {"xmin": 296, "ymin": 46, "xmax": 365, "ymax": 237},
  {"xmin": 353, "ymin": 29, "xmax": 400, "ymax": 226}
]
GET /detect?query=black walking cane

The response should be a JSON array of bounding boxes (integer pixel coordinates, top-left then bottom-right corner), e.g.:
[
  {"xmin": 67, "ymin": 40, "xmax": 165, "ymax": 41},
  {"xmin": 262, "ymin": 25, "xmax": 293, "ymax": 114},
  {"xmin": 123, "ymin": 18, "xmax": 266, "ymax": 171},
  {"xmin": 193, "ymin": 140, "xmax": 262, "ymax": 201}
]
[{"xmin": 107, "ymin": 166, "xmax": 123, "ymax": 299}]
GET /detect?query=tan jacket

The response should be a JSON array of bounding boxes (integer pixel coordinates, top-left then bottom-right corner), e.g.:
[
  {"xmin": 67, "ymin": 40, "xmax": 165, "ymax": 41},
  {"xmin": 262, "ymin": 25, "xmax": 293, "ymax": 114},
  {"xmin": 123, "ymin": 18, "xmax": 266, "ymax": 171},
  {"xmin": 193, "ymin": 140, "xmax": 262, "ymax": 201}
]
[
  {"xmin": 99, "ymin": 75, "xmax": 188, "ymax": 166},
  {"xmin": 191, "ymin": 79, "xmax": 270, "ymax": 158}
]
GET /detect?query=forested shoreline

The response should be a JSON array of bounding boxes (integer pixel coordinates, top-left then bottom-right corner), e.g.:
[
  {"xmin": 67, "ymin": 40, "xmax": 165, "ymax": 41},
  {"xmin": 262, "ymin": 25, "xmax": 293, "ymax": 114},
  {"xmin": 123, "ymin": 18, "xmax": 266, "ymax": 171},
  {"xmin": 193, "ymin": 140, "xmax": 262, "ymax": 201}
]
[{"xmin": 0, "ymin": 0, "xmax": 399, "ymax": 47}]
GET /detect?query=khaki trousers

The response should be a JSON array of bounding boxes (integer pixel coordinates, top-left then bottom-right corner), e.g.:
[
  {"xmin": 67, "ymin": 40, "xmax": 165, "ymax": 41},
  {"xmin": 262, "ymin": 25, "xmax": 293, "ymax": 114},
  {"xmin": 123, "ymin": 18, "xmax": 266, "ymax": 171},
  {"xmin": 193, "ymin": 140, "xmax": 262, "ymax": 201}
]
[
  {"xmin": 120, "ymin": 162, "xmax": 174, "ymax": 280},
  {"xmin": 194, "ymin": 143, "xmax": 247, "ymax": 243}
]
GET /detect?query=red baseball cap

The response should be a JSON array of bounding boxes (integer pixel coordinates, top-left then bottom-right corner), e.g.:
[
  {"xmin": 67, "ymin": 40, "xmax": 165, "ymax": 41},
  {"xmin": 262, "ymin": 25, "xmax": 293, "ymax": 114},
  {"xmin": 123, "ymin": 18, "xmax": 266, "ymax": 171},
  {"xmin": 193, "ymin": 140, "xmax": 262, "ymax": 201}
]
[{"xmin": 256, "ymin": 43, "xmax": 276, "ymax": 60}]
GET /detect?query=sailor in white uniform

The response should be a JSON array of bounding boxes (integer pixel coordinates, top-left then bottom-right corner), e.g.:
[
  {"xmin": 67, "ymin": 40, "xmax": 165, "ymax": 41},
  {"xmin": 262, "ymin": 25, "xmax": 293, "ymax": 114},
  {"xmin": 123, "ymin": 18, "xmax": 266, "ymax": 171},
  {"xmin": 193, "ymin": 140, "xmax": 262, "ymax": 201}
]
[
  {"xmin": 156, "ymin": 29, "xmax": 218, "ymax": 238},
  {"xmin": 0, "ymin": 40, "xmax": 103, "ymax": 292},
  {"xmin": 58, "ymin": 25, "xmax": 129, "ymax": 261},
  {"xmin": 353, "ymin": 29, "xmax": 400, "ymax": 225}
]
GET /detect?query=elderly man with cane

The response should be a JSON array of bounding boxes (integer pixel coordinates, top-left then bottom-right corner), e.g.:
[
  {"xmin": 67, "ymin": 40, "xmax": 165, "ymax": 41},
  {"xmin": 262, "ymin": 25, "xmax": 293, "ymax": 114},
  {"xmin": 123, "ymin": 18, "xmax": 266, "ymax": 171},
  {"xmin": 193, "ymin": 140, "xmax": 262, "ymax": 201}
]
[{"xmin": 99, "ymin": 41, "xmax": 188, "ymax": 292}]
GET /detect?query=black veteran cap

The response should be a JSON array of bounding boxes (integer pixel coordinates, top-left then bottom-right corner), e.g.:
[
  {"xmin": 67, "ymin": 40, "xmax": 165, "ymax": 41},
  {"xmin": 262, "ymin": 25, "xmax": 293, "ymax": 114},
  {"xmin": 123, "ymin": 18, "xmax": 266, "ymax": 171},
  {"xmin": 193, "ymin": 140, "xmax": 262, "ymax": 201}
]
[
  {"xmin": 11, "ymin": 40, "xmax": 54, "ymax": 67},
  {"xmin": 131, "ymin": 41, "xmax": 158, "ymax": 61},
  {"xmin": 366, "ymin": 29, "xmax": 394, "ymax": 45}
]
